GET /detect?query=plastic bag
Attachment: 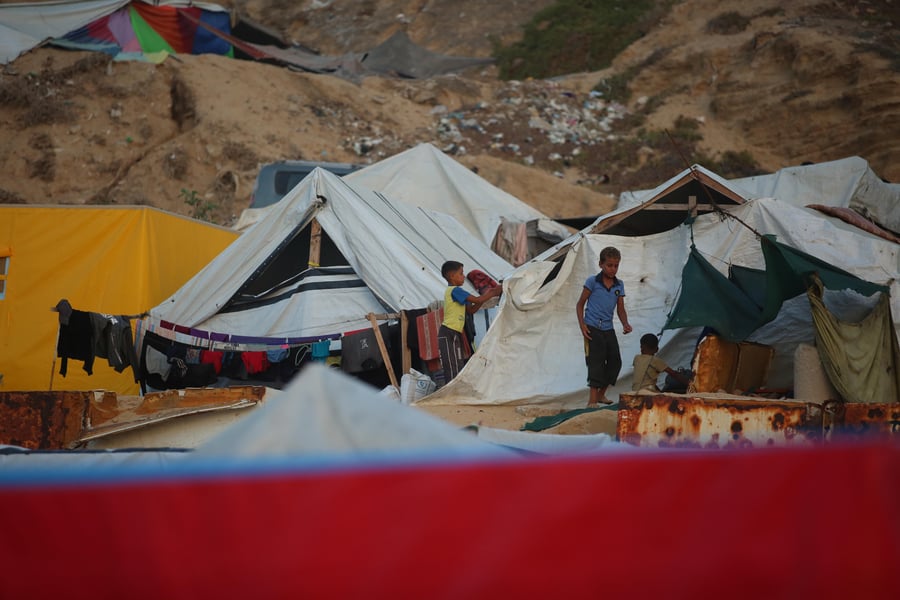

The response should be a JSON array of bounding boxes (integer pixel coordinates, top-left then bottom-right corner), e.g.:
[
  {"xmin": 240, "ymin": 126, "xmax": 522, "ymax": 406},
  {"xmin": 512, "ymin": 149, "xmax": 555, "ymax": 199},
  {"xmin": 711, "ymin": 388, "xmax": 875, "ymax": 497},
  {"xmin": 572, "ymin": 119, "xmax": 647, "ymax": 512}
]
[{"xmin": 400, "ymin": 369, "xmax": 437, "ymax": 405}]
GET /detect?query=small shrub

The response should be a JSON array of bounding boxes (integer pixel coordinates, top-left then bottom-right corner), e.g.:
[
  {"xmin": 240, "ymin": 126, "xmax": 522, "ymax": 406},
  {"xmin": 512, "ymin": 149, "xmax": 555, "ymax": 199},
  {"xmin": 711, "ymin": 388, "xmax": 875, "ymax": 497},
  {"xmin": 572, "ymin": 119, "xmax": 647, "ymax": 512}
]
[
  {"xmin": 782, "ymin": 89, "xmax": 812, "ymax": 102},
  {"xmin": 757, "ymin": 7, "xmax": 783, "ymax": 18},
  {"xmin": 495, "ymin": 0, "xmax": 665, "ymax": 80},
  {"xmin": 59, "ymin": 53, "xmax": 110, "ymax": 78},
  {"xmin": 170, "ymin": 75, "xmax": 196, "ymax": 131},
  {"xmin": 27, "ymin": 153, "xmax": 55, "ymax": 182},
  {"xmin": 706, "ymin": 12, "xmax": 750, "ymax": 35},
  {"xmin": 87, "ymin": 191, "xmax": 114, "ymax": 205},
  {"xmin": 214, "ymin": 170, "xmax": 238, "ymax": 200},
  {"xmin": 29, "ymin": 133, "xmax": 53, "ymax": 151},
  {"xmin": 358, "ymin": 0, "xmax": 376, "ymax": 17},
  {"xmin": 139, "ymin": 122, "xmax": 154, "ymax": 141},
  {"xmin": 0, "ymin": 188, "xmax": 27, "ymax": 204},
  {"xmin": 223, "ymin": 141, "xmax": 259, "ymax": 171},
  {"xmin": 699, "ymin": 150, "xmax": 764, "ymax": 178},
  {"xmin": 21, "ymin": 97, "xmax": 74, "ymax": 126},
  {"xmin": 592, "ymin": 47, "xmax": 669, "ymax": 104},
  {"xmin": 594, "ymin": 71, "xmax": 633, "ymax": 104},
  {"xmin": 181, "ymin": 188, "xmax": 217, "ymax": 221},
  {"xmin": 671, "ymin": 115, "xmax": 703, "ymax": 142},
  {"xmin": 0, "ymin": 79, "xmax": 34, "ymax": 108}
]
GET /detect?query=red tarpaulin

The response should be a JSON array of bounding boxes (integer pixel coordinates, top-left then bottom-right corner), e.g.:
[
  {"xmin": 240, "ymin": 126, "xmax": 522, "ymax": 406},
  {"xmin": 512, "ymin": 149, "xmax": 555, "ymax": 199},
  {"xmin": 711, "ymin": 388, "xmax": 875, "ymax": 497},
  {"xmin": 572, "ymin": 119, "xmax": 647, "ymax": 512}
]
[{"xmin": 0, "ymin": 442, "xmax": 897, "ymax": 599}]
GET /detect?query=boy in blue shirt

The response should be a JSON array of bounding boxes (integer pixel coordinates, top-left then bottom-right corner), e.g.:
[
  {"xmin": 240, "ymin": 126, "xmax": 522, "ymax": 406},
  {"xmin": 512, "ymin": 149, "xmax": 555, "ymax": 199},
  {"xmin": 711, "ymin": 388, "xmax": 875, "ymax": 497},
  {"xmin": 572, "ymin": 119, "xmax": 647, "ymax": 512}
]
[
  {"xmin": 576, "ymin": 246, "xmax": 632, "ymax": 406},
  {"xmin": 437, "ymin": 260, "xmax": 502, "ymax": 386}
]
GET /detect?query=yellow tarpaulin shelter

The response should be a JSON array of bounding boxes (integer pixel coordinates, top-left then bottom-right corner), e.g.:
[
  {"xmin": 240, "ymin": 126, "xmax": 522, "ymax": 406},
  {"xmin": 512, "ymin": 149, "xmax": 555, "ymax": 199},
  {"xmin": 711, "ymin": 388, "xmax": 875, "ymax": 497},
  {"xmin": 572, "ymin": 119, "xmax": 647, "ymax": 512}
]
[{"xmin": 0, "ymin": 206, "xmax": 238, "ymax": 394}]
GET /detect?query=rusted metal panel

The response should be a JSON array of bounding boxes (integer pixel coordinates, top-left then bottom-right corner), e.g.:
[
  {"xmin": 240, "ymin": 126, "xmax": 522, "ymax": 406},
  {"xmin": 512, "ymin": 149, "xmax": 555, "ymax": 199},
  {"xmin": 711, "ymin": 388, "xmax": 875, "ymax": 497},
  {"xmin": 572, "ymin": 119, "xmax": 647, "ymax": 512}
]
[
  {"xmin": 689, "ymin": 336, "xmax": 774, "ymax": 395},
  {"xmin": 131, "ymin": 386, "xmax": 266, "ymax": 413},
  {"xmin": 617, "ymin": 393, "xmax": 822, "ymax": 449},
  {"xmin": 0, "ymin": 391, "xmax": 90, "ymax": 449},
  {"xmin": 0, "ymin": 387, "xmax": 266, "ymax": 449},
  {"xmin": 81, "ymin": 385, "xmax": 266, "ymax": 442},
  {"xmin": 823, "ymin": 401, "xmax": 900, "ymax": 442},
  {"xmin": 690, "ymin": 337, "xmax": 739, "ymax": 393}
]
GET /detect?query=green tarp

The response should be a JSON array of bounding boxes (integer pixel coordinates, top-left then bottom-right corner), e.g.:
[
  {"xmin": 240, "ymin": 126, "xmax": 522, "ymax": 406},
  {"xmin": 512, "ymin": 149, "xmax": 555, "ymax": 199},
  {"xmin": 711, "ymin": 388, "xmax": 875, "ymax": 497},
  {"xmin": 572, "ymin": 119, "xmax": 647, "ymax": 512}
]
[
  {"xmin": 664, "ymin": 236, "xmax": 889, "ymax": 342},
  {"xmin": 521, "ymin": 405, "xmax": 617, "ymax": 432}
]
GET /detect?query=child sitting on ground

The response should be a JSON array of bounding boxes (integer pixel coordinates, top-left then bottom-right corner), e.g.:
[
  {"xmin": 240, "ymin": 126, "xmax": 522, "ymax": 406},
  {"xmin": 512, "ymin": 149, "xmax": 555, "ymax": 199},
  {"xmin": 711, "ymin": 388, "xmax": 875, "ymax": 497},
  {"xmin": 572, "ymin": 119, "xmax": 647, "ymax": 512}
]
[{"xmin": 632, "ymin": 333, "xmax": 691, "ymax": 392}]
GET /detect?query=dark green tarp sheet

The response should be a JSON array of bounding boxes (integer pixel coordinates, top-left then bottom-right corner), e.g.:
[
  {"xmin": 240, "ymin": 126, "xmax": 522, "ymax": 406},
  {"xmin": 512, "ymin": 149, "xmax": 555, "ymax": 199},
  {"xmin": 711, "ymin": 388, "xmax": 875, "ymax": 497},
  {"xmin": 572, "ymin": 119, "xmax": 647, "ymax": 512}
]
[
  {"xmin": 663, "ymin": 235, "xmax": 888, "ymax": 342},
  {"xmin": 521, "ymin": 405, "xmax": 618, "ymax": 432}
]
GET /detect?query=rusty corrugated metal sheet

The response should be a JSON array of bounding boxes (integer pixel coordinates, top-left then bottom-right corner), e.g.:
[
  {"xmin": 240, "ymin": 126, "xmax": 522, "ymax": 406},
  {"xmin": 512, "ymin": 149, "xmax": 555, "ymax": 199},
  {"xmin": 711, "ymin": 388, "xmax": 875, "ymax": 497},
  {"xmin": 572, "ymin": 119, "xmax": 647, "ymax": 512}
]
[
  {"xmin": 617, "ymin": 393, "xmax": 822, "ymax": 448},
  {"xmin": 80, "ymin": 385, "xmax": 267, "ymax": 442},
  {"xmin": 824, "ymin": 401, "xmax": 900, "ymax": 442},
  {"xmin": 0, "ymin": 391, "xmax": 91, "ymax": 449},
  {"xmin": 1, "ymin": 387, "xmax": 266, "ymax": 449}
]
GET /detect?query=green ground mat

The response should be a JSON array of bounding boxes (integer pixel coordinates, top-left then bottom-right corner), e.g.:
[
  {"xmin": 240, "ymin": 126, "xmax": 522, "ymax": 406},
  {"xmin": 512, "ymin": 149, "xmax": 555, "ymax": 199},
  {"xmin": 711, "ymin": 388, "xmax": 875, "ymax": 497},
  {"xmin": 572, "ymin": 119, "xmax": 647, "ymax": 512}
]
[{"xmin": 521, "ymin": 404, "xmax": 618, "ymax": 432}]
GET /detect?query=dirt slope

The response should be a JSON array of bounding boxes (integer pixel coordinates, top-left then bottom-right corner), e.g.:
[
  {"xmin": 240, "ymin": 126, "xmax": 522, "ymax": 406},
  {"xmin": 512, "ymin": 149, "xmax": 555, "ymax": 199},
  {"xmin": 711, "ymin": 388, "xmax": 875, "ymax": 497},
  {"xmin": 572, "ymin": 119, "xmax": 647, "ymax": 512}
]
[{"xmin": 0, "ymin": 0, "xmax": 896, "ymax": 226}]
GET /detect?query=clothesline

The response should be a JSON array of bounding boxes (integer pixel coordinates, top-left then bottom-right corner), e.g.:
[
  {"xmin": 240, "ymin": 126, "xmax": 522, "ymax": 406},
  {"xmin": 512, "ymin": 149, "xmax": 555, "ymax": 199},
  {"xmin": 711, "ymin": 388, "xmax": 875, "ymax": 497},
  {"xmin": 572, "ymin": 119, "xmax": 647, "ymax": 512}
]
[{"xmin": 142, "ymin": 312, "xmax": 402, "ymax": 353}]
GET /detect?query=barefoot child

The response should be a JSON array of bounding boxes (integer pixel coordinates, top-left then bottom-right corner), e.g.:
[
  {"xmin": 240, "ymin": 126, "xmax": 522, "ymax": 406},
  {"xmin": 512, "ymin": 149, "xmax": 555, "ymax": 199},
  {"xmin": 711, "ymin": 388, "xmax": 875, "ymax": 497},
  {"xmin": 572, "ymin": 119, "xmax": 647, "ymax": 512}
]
[{"xmin": 576, "ymin": 246, "xmax": 632, "ymax": 406}]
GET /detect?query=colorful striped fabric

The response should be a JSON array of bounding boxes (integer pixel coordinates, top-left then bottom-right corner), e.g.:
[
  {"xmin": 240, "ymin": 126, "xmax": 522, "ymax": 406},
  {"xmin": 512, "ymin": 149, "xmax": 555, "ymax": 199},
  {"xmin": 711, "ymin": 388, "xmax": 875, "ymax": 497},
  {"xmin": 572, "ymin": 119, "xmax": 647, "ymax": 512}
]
[{"xmin": 59, "ymin": 2, "xmax": 232, "ymax": 58}]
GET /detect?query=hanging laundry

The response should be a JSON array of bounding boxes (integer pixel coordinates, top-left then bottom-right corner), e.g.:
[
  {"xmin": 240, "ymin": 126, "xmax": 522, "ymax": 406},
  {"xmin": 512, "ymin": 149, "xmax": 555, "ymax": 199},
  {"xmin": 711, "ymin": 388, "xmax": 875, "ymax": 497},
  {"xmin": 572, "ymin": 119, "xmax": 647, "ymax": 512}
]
[
  {"xmin": 90, "ymin": 313, "xmax": 141, "ymax": 380},
  {"xmin": 342, "ymin": 324, "xmax": 389, "ymax": 373},
  {"xmin": 145, "ymin": 346, "xmax": 172, "ymax": 381},
  {"xmin": 200, "ymin": 350, "xmax": 224, "ymax": 375},
  {"xmin": 56, "ymin": 305, "xmax": 94, "ymax": 377},
  {"xmin": 266, "ymin": 347, "xmax": 290, "ymax": 363},
  {"xmin": 241, "ymin": 351, "xmax": 269, "ymax": 375},
  {"xmin": 416, "ymin": 309, "xmax": 443, "ymax": 362}
]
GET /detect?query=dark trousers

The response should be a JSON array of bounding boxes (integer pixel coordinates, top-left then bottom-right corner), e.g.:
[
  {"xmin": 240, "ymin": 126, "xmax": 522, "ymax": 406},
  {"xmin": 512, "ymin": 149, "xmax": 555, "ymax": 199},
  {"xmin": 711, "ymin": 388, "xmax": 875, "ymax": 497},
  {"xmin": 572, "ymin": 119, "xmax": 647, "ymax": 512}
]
[
  {"xmin": 586, "ymin": 327, "xmax": 621, "ymax": 388},
  {"xmin": 437, "ymin": 325, "xmax": 467, "ymax": 387}
]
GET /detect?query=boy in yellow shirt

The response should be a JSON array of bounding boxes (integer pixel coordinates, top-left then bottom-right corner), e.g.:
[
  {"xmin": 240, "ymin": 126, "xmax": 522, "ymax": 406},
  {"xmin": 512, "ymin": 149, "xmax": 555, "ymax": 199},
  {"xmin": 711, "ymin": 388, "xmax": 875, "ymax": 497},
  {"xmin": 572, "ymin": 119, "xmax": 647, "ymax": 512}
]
[{"xmin": 437, "ymin": 261, "xmax": 502, "ymax": 387}]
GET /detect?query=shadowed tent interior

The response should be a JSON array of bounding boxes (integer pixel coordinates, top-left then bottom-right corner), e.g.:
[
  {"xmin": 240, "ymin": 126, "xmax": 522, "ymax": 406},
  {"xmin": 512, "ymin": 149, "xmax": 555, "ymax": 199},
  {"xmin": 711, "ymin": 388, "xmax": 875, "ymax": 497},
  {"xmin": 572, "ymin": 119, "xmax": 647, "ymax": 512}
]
[
  {"xmin": 590, "ymin": 166, "xmax": 746, "ymax": 237},
  {"xmin": 222, "ymin": 220, "xmax": 351, "ymax": 314}
]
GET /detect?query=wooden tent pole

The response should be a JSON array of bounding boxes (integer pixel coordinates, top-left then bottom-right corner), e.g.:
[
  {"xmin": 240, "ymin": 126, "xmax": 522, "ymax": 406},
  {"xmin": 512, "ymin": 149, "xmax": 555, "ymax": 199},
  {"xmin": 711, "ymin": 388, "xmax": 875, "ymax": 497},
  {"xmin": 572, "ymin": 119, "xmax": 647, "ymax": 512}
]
[
  {"xmin": 400, "ymin": 311, "xmax": 411, "ymax": 375},
  {"xmin": 308, "ymin": 218, "xmax": 322, "ymax": 268},
  {"xmin": 367, "ymin": 312, "xmax": 398, "ymax": 389},
  {"xmin": 49, "ymin": 320, "xmax": 60, "ymax": 390}
]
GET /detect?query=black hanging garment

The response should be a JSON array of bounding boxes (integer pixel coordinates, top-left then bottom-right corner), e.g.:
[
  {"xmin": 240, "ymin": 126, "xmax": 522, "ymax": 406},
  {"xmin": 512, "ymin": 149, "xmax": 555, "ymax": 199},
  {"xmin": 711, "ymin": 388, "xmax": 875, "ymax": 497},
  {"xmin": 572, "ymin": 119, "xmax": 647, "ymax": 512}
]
[{"xmin": 57, "ymin": 308, "xmax": 95, "ymax": 377}]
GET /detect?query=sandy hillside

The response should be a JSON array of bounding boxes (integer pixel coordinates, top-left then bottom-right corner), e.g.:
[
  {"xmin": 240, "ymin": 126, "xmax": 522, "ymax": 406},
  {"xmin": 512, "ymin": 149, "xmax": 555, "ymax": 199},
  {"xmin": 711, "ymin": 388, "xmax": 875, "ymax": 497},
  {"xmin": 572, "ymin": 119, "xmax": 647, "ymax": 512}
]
[{"xmin": 0, "ymin": 0, "xmax": 896, "ymax": 227}]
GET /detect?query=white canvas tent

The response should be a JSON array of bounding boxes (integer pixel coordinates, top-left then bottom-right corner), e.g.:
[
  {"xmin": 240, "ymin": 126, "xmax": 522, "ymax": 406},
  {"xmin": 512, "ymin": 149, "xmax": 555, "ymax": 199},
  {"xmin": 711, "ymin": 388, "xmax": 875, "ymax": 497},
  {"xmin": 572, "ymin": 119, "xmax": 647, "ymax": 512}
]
[
  {"xmin": 197, "ymin": 364, "xmax": 514, "ymax": 459},
  {"xmin": 619, "ymin": 157, "xmax": 900, "ymax": 233},
  {"xmin": 148, "ymin": 167, "xmax": 513, "ymax": 340},
  {"xmin": 420, "ymin": 196, "xmax": 900, "ymax": 408},
  {"xmin": 1, "ymin": 0, "xmax": 130, "ymax": 64},
  {"xmin": 236, "ymin": 144, "xmax": 571, "ymax": 261},
  {"xmin": 730, "ymin": 156, "xmax": 900, "ymax": 233},
  {"xmin": 345, "ymin": 143, "xmax": 571, "ymax": 247}
]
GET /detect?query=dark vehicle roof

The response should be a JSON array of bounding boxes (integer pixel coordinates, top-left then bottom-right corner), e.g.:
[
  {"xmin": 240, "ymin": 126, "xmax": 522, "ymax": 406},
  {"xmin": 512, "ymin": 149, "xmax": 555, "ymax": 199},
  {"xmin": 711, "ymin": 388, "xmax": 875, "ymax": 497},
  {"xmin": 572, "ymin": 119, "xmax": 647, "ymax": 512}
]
[{"xmin": 250, "ymin": 160, "xmax": 363, "ymax": 209}]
